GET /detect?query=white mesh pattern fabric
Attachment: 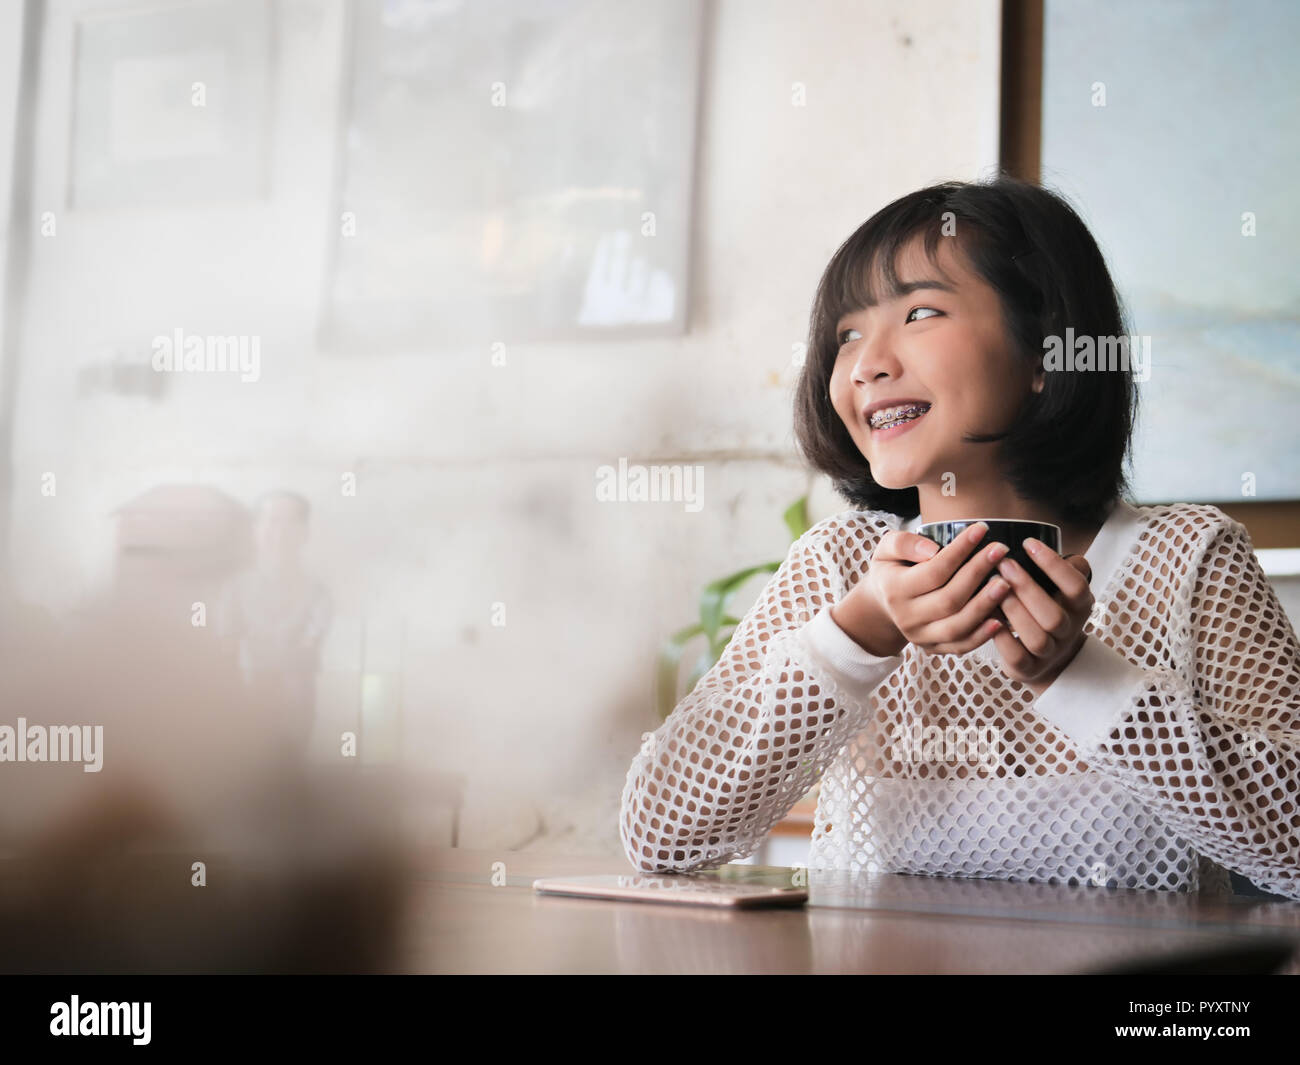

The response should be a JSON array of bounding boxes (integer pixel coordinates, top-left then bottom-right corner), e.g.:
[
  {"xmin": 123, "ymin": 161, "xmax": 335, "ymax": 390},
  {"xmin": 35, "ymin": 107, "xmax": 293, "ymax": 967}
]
[{"xmin": 620, "ymin": 502, "xmax": 1300, "ymax": 899}]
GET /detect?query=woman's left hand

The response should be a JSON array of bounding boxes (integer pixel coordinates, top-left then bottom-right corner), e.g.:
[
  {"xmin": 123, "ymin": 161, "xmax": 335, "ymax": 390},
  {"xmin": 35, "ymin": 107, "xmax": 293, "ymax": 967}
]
[{"xmin": 988, "ymin": 538, "xmax": 1094, "ymax": 696}]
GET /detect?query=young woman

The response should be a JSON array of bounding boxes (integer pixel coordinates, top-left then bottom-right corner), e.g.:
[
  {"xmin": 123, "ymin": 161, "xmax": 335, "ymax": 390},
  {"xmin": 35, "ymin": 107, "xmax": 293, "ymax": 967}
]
[{"xmin": 620, "ymin": 176, "xmax": 1300, "ymax": 899}]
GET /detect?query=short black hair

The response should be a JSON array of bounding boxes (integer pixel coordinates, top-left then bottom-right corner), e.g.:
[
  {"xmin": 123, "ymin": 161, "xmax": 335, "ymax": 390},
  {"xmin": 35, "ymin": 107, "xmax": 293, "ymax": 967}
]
[{"xmin": 793, "ymin": 174, "xmax": 1138, "ymax": 530}]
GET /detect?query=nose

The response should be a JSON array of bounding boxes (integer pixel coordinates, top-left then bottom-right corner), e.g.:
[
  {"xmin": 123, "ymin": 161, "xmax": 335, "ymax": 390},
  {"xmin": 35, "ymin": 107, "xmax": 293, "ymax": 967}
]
[{"xmin": 849, "ymin": 326, "xmax": 903, "ymax": 385}]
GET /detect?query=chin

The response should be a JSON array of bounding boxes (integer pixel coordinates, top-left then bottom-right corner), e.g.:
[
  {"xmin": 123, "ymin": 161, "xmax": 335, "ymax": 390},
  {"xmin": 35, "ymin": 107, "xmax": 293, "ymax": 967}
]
[{"xmin": 869, "ymin": 471, "xmax": 914, "ymax": 492}]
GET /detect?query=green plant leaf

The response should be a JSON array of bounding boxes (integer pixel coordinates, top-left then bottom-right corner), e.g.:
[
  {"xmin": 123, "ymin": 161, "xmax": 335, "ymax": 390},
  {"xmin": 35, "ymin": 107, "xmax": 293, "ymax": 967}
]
[
  {"xmin": 783, "ymin": 495, "xmax": 810, "ymax": 541},
  {"xmin": 699, "ymin": 563, "xmax": 780, "ymax": 645}
]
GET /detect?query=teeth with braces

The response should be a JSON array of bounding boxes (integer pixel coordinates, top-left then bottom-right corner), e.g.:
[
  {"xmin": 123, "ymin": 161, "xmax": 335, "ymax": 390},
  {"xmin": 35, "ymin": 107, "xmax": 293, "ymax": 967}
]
[{"xmin": 870, "ymin": 403, "xmax": 930, "ymax": 429}]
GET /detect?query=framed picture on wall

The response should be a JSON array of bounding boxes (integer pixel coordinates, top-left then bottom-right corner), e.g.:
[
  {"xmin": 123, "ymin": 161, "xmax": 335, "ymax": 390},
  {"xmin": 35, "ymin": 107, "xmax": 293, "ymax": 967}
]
[
  {"xmin": 318, "ymin": 0, "xmax": 704, "ymax": 352},
  {"xmin": 1039, "ymin": 0, "xmax": 1300, "ymax": 504},
  {"xmin": 68, "ymin": 0, "xmax": 273, "ymax": 209}
]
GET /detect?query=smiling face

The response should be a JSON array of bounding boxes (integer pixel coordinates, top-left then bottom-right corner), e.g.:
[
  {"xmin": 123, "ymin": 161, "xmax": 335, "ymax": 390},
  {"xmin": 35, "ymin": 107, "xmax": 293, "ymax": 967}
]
[{"xmin": 830, "ymin": 232, "xmax": 1042, "ymax": 497}]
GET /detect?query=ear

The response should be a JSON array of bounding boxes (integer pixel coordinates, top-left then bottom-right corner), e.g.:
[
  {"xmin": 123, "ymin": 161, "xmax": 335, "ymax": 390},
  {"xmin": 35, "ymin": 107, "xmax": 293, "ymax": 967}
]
[{"xmin": 1031, "ymin": 357, "xmax": 1046, "ymax": 394}]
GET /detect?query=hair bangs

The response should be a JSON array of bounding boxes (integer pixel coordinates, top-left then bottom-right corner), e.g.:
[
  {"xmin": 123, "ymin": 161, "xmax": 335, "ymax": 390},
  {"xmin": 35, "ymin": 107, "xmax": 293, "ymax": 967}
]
[{"xmin": 818, "ymin": 213, "xmax": 974, "ymax": 348}]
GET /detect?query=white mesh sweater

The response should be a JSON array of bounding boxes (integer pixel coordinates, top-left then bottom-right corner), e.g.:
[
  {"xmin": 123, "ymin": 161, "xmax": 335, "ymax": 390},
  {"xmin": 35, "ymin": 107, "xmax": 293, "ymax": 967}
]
[{"xmin": 620, "ymin": 499, "xmax": 1300, "ymax": 898}]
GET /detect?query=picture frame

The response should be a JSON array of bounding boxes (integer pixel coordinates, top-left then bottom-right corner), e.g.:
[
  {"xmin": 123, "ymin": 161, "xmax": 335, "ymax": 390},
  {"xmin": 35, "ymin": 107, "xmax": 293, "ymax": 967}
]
[
  {"xmin": 318, "ymin": 0, "xmax": 704, "ymax": 352},
  {"xmin": 68, "ymin": 0, "xmax": 274, "ymax": 209}
]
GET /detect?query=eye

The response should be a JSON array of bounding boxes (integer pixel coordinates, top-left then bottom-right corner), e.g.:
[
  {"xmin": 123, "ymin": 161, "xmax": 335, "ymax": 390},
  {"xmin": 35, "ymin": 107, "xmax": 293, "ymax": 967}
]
[
  {"xmin": 836, "ymin": 328, "xmax": 861, "ymax": 347},
  {"xmin": 906, "ymin": 306, "xmax": 942, "ymax": 323}
]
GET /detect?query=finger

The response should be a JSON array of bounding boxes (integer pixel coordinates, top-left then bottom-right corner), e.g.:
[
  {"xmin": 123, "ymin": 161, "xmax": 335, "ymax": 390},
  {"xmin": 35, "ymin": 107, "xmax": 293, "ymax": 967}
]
[
  {"xmin": 1066, "ymin": 554, "xmax": 1093, "ymax": 584},
  {"xmin": 915, "ymin": 611, "xmax": 1003, "ymax": 663},
  {"xmin": 907, "ymin": 521, "xmax": 991, "ymax": 593},
  {"xmin": 876, "ymin": 530, "xmax": 942, "ymax": 565},
  {"xmin": 1062, "ymin": 555, "xmax": 1095, "ymax": 609},
  {"xmin": 991, "ymin": 624, "xmax": 1032, "ymax": 670},
  {"xmin": 915, "ymin": 570, "xmax": 1012, "ymax": 647},
  {"xmin": 916, "ymin": 538, "xmax": 1012, "ymax": 624},
  {"xmin": 1024, "ymin": 538, "xmax": 1091, "ymax": 601},
  {"xmin": 904, "ymin": 532, "xmax": 942, "ymax": 563},
  {"xmin": 930, "ymin": 615, "xmax": 1005, "ymax": 657},
  {"xmin": 996, "ymin": 554, "xmax": 1070, "ymax": 638},
  {"xmin": 998, "ymin": 592, "xmax": 1054, "ymax": 657}
]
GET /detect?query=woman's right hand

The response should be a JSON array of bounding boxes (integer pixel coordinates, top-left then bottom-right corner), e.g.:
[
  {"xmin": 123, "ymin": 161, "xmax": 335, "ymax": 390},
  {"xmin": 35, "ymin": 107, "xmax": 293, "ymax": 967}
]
[{"xmin": 831, "ymin": 522, "xmax": 1013, "ymax": 657}]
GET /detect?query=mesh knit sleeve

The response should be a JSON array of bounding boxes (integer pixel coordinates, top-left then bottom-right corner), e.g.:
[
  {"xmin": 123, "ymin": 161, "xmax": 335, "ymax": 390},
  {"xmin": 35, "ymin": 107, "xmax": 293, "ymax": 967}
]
[
  {"xmin": 620, "ymin": 521, "xmax": 902, "ymax": 873},
  {"xmin": 1036, "ymin": 517, "xmax": 1300, "ymax": 899}
]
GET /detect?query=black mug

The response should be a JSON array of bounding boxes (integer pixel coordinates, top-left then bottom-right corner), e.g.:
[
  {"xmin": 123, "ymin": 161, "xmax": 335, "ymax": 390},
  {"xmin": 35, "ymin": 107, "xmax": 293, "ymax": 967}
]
[{"xmin": 915, "ymin": 518, "xmax": 1062, "ymax": 595}]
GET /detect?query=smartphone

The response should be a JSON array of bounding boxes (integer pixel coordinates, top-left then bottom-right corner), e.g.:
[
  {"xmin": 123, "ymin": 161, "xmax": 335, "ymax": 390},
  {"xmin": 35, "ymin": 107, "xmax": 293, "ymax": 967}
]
[{"xmin": 533, "ymin": 868, "xmax": 808, "ymax": 909}]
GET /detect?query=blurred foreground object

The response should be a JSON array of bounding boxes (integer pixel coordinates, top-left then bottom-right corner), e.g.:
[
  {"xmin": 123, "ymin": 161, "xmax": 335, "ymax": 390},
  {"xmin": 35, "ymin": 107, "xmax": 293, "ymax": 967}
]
[
  {"xmin": 0, "ymin": 766, "xmax": 410, "ymax": 973},
  {"xmin": 0, "ymin": 487, "xmax": 406, "ymax": 973}
]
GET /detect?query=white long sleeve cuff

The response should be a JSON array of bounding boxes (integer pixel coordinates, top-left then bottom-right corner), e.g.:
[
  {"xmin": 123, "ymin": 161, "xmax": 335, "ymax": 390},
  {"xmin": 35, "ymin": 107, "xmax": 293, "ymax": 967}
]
[
  {"xmin": 1032, "ymin": 633, "xmax": 1150, "ymax": 751},
  {"xmin": 799, "ymin": 603, "xmax": 904, "ymax": 691}
]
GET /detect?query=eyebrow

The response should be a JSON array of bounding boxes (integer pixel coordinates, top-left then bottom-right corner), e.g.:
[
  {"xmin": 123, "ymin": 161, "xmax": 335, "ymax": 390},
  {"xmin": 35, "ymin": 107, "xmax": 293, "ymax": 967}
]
[
  {"xmin": 836, "ymin": 278, "xmax": 957, "ymax": 328},
  {"xmin": 891, "ymin": 278, "xmax": 957, "ymax": 296}
]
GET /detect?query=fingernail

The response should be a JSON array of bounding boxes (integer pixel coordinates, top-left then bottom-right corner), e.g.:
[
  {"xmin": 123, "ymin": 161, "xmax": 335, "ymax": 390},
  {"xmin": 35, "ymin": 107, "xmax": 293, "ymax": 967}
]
[
  {"xmin": 1024, "ymin": 538, "xmax": 1040, "ymax": 555},
  {"xmin": 986, "ymin": 543, "xmax": 1008, "ymax": 563},
  {"xmin": 987, "ymin": 577, "xmax": 1009, "ymax": 596},
  {"xmin": 998, "ymin": 558, "xmax": 1019, "ymax": 577},
  {"xmin": 969, "ymin": 522, "xmax": 988, "ymax": 542}
]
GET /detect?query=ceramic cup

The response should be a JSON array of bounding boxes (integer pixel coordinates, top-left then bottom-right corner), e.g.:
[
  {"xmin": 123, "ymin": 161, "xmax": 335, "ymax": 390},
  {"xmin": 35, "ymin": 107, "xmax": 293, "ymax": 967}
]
[{"xmin": 916, "ymin": 518, "xmax": 1063, "ymax": 595}]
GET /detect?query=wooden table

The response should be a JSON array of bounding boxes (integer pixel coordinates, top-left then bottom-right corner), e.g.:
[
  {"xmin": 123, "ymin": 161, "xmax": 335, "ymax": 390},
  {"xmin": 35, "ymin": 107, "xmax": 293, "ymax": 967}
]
[{"xmin": 395, "ymin": 848, "xmax": 1300, "ymax": 974}]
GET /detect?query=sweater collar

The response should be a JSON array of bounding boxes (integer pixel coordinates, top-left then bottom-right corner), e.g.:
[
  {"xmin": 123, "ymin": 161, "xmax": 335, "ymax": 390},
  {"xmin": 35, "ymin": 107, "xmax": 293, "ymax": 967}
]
[{"xmin": 1081, "ymin": 498, "xmax": 1144, "ymax": 596}]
